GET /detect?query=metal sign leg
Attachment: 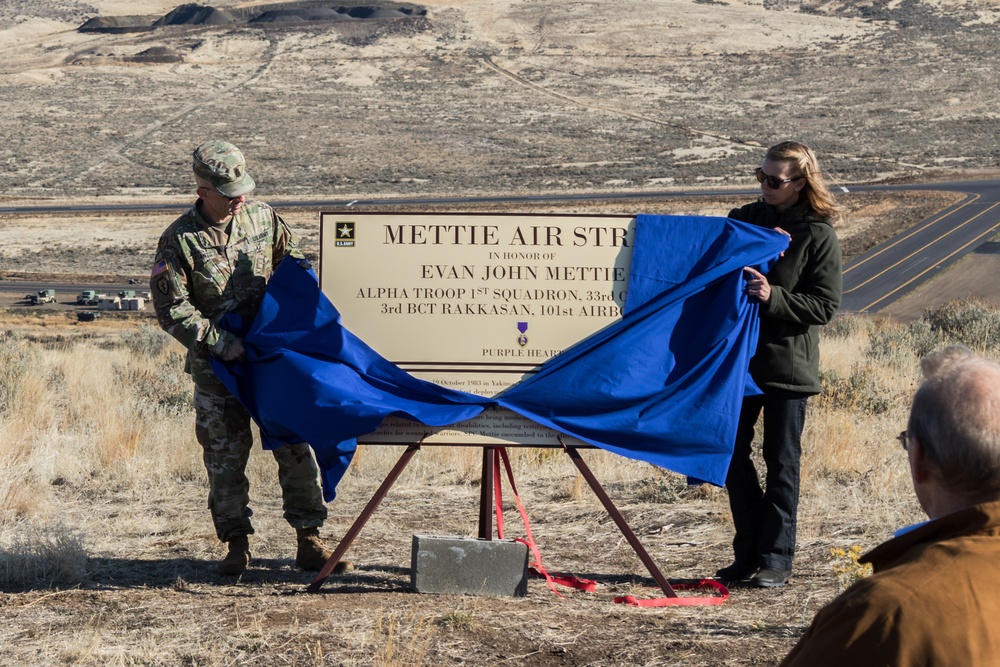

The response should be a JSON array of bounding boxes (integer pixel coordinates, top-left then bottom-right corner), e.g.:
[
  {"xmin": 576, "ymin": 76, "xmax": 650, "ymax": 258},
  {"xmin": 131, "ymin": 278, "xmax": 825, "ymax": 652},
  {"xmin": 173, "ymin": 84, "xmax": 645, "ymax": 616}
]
[
  {"xmin": 307, "ymin": 444, "xmax": 421, "ymax": 593},
  {"xmin": 564, "ymin": 446, "xmax": 677, "ymax": 597},
  {"xmin": 478, "ymin": 446, "xmax": 494, "ymax": 540}
]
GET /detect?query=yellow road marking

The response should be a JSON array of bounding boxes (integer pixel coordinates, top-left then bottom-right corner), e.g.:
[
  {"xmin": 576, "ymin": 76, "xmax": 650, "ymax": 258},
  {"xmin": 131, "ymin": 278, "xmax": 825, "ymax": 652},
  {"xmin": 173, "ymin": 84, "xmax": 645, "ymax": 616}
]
[{"xmin": 854, "ymin": 202, "xmax": 1000, "ymax": 311}]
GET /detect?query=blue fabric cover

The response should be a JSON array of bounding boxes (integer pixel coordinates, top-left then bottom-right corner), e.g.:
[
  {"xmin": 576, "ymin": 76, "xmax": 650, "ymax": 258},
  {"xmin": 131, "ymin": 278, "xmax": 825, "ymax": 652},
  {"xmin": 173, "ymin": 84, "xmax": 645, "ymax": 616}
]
[{"xmin": 212, "ymin": 215, "xmax": 788, "ymax": 501}]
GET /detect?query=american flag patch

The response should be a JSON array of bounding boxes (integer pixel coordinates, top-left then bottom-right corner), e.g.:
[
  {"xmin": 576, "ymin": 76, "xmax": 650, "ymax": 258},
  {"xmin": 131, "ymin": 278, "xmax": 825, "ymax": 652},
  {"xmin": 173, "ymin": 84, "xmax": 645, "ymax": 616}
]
[{"xmin": 150, "ymin": 259, "xmax": 168, "ymax": 277}]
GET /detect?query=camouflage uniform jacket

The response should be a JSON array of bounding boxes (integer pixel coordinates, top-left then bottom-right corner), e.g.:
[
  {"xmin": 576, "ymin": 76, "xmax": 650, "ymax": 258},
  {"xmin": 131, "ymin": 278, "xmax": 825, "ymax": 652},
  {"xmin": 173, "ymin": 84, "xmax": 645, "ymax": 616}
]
[{"xmin": 150, "ymin": 199, "xmax": 302, "ymax": 385}]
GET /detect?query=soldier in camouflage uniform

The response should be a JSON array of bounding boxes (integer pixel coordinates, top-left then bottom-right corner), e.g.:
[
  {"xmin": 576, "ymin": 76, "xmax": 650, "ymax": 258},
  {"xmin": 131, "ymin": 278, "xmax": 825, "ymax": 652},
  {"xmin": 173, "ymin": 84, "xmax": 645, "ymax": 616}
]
[{"xmin": 150, "ymin": 140, "xmax": 352, "ymax": 577}]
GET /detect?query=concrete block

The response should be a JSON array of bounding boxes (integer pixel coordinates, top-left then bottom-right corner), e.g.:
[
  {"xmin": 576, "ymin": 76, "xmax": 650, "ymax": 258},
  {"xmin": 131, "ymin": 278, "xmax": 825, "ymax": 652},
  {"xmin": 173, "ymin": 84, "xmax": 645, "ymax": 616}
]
[{"xmin": 411, "ymin": 535, "xmax": 528, "ymax": 597}]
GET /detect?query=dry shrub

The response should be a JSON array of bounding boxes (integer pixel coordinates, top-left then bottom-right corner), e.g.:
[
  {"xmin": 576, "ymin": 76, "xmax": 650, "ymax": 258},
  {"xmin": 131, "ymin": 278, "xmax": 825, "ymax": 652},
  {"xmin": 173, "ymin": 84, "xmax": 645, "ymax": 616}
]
[
  {"xmin": 799, "ymin": 304, "xmax": 1000, "ymax": 536},
  {"xmin": 864, "ymin": 318, "xmax": 945, "ymax": 369},
  {"xmin": 0, "ymin": 522, "xmax": 89, "ymax": 589},
  {"xmin": 554, "ymin": 470, "xmax": 586, "ymax": 501},
  {"xmin": 119, "ymin": 323, "xmax": 172, "ymax": 357},
  {"xmin": 821, "ymin": 312, "xmax": 874, "ymax": 341},
  {"xmin": 0, "ymin": 462, "xmax": 45, "ymax": 520},
  {"xmin": 97, "ymin": 419, "xmax": 143, "ymax": 467},
  {"xmin": 820, "ymin": 365, "xmax": 895, "ymax": 415},
  {"xmin": 829, "ymin": 545, "xmax": 873, "ymax": 591},
  {"xmin": 920, "ymin": 298, "xmax": 1000, "ymax": 353},
  {"xmin": 0, "ymin": 331, "xmax": 37, "ymax": 415}
]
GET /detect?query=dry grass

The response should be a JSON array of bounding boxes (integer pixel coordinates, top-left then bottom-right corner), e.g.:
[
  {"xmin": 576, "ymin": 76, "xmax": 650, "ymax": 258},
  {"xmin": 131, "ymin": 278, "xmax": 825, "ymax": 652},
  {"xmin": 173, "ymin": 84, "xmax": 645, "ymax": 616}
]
[
  {"xmin": 0, "ymin": 0, "xmax": 996, "ymax": 660},
  {"xmin": 0, "ymin": 300, "xmax": 964, "ymax": 665},
  {"xmin": 0, "ymin": 524, "xmax": 89, "ymax": 588}
]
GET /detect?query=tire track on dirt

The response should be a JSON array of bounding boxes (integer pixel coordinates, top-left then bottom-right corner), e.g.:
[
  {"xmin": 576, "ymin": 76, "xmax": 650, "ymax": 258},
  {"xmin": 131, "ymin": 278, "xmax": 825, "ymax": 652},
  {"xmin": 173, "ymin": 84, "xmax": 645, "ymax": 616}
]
[{"xmin": 34, "ymin": 33, "xmax": 290, "ymax": 189}]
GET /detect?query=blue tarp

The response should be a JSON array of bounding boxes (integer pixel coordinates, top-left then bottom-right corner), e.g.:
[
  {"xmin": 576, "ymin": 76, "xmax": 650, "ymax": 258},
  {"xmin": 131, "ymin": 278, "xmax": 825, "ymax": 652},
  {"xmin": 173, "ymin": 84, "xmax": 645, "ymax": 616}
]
[{"xmin": 212, "ymin": 215, "xmax": 788, "ymax": 501}]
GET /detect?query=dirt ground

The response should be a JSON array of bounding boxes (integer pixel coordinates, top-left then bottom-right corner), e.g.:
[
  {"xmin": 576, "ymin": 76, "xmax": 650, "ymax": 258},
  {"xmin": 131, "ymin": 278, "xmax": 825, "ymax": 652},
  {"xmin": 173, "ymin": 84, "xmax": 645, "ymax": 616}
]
[
  {"xmin": 0, "ymin": 444, "xmax": 827, "ymax": 666},
  {"xmin": 2, "ymin": 0, "xmax": 1000, "ymax": 665}
]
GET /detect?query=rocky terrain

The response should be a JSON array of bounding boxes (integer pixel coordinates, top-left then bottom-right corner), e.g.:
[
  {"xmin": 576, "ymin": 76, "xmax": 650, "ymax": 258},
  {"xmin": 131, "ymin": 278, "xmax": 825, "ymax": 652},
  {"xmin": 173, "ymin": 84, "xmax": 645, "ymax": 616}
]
[
  {"xmin": 78, "ymin": 1, "xmax": 428, "ymax": 34},
  {"xmin": 0, "ymin": 0, "xmax": 997, "ymax": 204}
]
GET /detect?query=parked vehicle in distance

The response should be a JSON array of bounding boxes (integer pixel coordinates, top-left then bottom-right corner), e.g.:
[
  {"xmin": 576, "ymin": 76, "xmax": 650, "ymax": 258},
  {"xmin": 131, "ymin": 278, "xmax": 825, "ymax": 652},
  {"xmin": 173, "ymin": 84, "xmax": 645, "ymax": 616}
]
[
  {"xmin": 29, "ymin": 289, "xmax": 56, "ymax": 305},
  {"xmin": 76, "ymin": 289, "xmax": 106, "ymax": 305}
]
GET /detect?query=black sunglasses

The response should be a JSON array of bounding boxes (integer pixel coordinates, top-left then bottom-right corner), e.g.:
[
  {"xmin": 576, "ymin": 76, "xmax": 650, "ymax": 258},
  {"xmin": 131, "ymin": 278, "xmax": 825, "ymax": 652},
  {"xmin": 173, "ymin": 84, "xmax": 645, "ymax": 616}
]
[
  {"xmin": 897, "ymin": 430, "xmax": 909, "ymax": 451},
  {"xmin": 755, "ymin": 167, "xmax": 800, "ymax": 189}
]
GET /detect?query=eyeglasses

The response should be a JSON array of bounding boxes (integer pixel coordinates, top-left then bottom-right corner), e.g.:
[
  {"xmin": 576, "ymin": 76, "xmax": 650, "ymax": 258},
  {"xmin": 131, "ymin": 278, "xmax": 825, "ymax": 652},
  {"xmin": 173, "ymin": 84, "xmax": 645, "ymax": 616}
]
[
  {"xmin": 897, "ymin": 430, "xmax": 910, "ymax": 451},
  {"xmin": 198, "ymin": 186, "xmax": 245, "ymax": 201},
  {"xmin": 755, "ymin": 167, "xmax": 800, "ymax": 189}
]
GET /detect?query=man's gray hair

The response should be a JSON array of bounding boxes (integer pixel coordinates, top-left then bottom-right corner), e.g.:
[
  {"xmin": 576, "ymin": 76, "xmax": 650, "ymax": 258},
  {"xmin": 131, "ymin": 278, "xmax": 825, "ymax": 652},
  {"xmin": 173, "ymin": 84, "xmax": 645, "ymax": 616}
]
[
  {"xmin": 919, "ymin": 344, "xmax": 974, "ymax": 379},
  {"xmin": 908, "ymin": 351, "xmax": 1000, "ymax": 503}
]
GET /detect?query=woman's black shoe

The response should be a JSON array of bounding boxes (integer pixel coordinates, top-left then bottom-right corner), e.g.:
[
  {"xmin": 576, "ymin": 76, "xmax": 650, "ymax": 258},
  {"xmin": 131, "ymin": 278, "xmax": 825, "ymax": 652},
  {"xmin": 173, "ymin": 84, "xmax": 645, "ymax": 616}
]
[{"xmin": 714, "ymin": 562, "xmax": 757, "ymax": 583}]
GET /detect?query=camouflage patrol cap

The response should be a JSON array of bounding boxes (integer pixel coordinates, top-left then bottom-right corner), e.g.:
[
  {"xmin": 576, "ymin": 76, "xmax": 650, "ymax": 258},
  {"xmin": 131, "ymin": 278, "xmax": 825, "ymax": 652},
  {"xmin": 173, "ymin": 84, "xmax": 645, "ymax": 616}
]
[{"xmin": 192, "ymin": 140, "xmax": 256, "ymax": 198}]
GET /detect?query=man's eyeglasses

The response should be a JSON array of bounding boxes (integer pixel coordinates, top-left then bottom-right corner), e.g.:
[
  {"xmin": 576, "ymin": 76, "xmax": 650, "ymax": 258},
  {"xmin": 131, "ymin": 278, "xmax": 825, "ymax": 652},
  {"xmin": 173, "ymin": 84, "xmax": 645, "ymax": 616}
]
[
  {"xmin": 755, "ymin": 167, "xmax": 800, "ymax": 189},
  {"xmin": 897, "ymin": 430, "xmax": 910, "ymax": 451},
  {"xmin": 198, "ymin": 186, "xmax": 244, "ymax": 201}
]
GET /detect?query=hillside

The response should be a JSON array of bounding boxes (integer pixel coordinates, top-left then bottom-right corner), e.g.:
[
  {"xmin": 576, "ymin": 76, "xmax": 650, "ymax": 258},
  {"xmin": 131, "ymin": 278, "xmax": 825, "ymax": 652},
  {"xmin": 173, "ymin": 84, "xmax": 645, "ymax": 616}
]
[{"xmin": 0, "ymin": 0, "xmax": 997, "ymax": 202}]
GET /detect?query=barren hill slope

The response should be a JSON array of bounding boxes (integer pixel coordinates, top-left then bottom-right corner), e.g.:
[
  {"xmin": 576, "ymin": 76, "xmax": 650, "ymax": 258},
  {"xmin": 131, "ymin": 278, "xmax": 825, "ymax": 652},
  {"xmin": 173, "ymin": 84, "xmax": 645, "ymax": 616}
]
[{"xmin": 0, "ymin": 0, "xmax": 997, "ymax": 202}]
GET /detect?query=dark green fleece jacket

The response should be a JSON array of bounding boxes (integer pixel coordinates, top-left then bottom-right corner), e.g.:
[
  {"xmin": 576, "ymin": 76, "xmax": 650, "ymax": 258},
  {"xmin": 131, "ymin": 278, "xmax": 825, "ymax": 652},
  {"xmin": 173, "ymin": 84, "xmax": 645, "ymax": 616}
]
[{"xmin": 728, "ymin": 199, "xmax": 842, "ymax": 394}]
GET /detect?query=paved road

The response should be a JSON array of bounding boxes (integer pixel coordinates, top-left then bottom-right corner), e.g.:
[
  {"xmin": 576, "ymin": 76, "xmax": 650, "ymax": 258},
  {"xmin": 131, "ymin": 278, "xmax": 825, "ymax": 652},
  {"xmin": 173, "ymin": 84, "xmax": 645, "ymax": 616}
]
[
  {"xmin": 2, "ymin": 180, "xmax": 998, "ymax": 313},
  {"xmin": 0, "ymin": 189, "xmax": 759, "ymax": 215},
  {"xmin": 841, "ymin": 181, "xmax": 1000, "ymax": 313}
]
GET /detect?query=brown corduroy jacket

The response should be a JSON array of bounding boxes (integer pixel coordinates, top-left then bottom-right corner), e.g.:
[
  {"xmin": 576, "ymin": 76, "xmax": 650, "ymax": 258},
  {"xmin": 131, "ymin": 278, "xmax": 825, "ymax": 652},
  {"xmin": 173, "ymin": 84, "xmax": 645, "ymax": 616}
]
[{"xmin": 781, "ymin": 500, "xmax": 1000, "ymax": 666}]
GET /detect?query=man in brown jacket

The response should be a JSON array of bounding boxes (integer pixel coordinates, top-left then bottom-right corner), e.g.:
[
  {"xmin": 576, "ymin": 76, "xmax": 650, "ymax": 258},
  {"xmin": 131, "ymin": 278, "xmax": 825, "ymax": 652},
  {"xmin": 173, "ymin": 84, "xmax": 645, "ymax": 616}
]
[{"xmin": 781, "ymin": 347, "xmax": 1000, "ymax": 665}]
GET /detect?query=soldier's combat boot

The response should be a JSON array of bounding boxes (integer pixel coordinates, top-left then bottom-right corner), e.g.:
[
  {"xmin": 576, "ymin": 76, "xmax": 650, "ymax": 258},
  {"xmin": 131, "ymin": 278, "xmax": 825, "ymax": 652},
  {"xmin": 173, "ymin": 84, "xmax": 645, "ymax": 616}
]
[
  {"xmin": 218, "ymin": 535, "xmax": 251, "ymax": 576},
  {"xmin": 295, "ymin": 527, "xmax": 354, "ymax": 573}
]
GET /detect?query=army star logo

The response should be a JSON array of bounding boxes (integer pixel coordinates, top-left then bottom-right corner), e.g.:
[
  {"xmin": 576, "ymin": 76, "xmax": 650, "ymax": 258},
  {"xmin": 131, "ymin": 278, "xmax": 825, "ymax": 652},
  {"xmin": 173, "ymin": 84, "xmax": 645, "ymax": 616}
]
[{"xmin": 335, "ymin": 221, "xmax": 356, "ymax": 248}]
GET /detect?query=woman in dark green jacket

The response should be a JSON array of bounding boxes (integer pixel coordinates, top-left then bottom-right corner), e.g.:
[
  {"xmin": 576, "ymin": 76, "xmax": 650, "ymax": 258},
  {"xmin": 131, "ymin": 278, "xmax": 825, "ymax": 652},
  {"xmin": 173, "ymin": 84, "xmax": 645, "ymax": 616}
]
[{"xmin": 716, "ymin": 141, "xmax": 842, "ymax": 588}]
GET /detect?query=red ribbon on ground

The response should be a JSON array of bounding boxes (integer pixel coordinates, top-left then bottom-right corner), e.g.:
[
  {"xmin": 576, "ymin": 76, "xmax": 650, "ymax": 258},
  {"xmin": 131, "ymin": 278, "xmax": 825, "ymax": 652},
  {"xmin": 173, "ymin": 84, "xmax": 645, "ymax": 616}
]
[
  {"xmin": 614, "ymin": 579, "xmax": 729, "ymax": 607},
  {"xmin": 492, "ymin": 447, "xmax": 729, "ymax": 606},
  {"xmin": 495, "ymin": 448, "xmax": 566, "ymax": 597}
]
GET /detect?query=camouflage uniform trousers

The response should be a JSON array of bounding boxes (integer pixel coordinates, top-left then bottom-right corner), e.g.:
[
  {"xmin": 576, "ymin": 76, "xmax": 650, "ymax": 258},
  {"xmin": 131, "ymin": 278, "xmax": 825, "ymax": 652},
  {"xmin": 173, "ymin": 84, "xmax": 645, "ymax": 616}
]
[{"xmin": 194, "ymin": 379, "xmax": 328, "ymax": 542}]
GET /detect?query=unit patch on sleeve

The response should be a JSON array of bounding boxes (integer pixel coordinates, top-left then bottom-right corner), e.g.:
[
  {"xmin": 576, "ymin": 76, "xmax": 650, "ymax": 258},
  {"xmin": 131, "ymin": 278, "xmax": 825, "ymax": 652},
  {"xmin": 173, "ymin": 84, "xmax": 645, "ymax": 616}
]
[{"xmin": 152, "ymin": 259, "xmax": 172, "ymax": 296}]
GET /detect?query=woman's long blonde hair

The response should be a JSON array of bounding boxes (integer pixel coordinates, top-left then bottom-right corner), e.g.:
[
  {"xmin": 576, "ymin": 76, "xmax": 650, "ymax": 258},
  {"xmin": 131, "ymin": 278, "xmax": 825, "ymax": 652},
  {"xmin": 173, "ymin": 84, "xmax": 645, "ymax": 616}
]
[{"xmin": 766, "ymin": 141, "xmax": 841, "ymax": 221}]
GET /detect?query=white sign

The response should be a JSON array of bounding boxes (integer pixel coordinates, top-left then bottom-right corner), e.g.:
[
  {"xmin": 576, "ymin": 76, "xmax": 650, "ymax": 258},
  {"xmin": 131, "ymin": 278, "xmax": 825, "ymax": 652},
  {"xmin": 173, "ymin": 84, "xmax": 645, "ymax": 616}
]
[{"xmin": 319, "ymin": 213, "xmax": 635, "ymax": 444}]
